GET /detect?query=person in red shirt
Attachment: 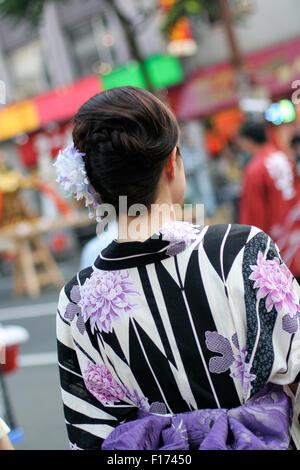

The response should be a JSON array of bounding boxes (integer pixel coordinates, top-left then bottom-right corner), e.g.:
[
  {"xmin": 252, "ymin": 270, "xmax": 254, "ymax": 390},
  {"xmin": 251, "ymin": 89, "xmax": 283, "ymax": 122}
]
[{"xmin": 238, "ymin": 120, "xmax": 300, "ymax": 282}]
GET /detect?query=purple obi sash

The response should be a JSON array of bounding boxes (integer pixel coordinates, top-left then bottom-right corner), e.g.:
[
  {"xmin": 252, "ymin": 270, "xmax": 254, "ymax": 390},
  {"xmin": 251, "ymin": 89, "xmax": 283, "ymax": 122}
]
[{"xmin": 102, "ymin": 384, "xmax": 293, "ymax": 450}]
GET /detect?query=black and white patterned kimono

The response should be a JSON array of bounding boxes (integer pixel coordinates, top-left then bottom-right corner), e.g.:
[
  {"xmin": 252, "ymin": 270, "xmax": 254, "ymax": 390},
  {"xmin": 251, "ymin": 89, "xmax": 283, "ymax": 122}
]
[{"xmin": 56, "ymin": 222, "xmax": 300, "ymax": 450}]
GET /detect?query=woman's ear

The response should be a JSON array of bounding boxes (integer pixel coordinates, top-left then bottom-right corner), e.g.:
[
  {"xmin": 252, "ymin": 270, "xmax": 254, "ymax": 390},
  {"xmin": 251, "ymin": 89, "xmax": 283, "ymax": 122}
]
[{"xmin": 165, "ymin": 147, "xmax": 177, "ymax": 181}]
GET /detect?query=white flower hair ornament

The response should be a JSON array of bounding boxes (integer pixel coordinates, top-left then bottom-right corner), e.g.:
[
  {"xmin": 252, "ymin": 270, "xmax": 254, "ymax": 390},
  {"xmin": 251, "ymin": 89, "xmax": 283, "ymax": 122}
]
[{"xmin": 53, "ymin": 144, "xmax": 101, "ymax": 220}]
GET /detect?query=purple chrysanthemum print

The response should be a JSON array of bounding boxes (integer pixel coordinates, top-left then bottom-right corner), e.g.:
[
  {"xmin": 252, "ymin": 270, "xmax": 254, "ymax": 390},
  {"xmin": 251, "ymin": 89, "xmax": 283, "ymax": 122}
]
[
  {"xmin": 83, "ymin": 362, "xmax": 125, "ymax": 406},
  {"xmin": 64, "ymin": 285, "xmax": 86, "ymax": 335},
  {"xmin": 249, "ymin": 251, "xmax": 300, "ymax": 317},
  {"xmin": 158, "ymin": 221, "xmax": 200, "ymax": 256},
  {"xmin": 78, "ymin": 270, "xmax": 140, "ymax": 333},
  {"xmin": 230, "ymin": 347, "xmax": 256, "ymax": 399}
]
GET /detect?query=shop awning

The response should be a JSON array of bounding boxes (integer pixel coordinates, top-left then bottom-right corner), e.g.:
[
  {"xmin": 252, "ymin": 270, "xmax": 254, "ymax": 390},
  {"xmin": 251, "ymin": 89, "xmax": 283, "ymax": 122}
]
[
  {"xmin": 34, "ymin": 75, "xmax": 101, "ymax": 126},
  {"xmin": 168, "ymin": 37, "xmax": 300, "ymax": 119},
  {"xmin": 0, "ymin": 74, "xmax": 102, "ymax": 142}
]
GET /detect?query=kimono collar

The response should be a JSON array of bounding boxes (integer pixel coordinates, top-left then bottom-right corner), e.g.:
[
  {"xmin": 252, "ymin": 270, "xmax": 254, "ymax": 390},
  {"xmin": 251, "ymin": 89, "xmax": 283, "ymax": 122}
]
[{"xmin": 94, "ymin": 221, "xmax": 202, "ymax": 270}]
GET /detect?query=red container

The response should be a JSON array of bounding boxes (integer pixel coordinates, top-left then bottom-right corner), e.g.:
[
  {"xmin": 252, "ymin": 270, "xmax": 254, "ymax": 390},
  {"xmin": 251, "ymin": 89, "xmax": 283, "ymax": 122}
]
[{"xmin": 2, "ymin": 344, "xmax": 19, "ymax": 374}]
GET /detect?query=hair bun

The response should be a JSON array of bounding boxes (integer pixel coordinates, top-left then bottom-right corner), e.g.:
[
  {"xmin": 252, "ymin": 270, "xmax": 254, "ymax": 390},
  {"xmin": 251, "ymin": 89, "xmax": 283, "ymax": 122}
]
[
  {"xmin": 72, "ymin": 86, "xmax": 179, "ymax": 213},
  {"xmin": 110, "ymin": 128, "xmax": 128, "ymax": 153},
  {"xmin": 88, "ymin": 128, "xmax": 114, "ymax": 155},
  {"xmin": 96, "ymin": 128, "xmax": 111, "ymax": 142}
]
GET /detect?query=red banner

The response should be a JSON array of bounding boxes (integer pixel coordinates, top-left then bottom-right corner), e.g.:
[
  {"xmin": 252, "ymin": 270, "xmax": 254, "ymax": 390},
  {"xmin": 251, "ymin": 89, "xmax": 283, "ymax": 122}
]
[
  {"xmin": 34, "ymin": 75, "xmax": 101, "ymax": 127},
  {"xmin": 16, "ymin": 121, "xmax": 73, "ymax": 167},
  {"xmin": 0, "ymin": 74, "xmax": 102, "ymax": 143}
]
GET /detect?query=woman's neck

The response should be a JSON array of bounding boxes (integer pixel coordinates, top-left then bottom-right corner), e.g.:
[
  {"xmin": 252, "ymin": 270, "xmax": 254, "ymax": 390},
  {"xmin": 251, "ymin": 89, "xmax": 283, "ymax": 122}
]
[{"xmin": 117, "ymin": 203, "xmax": 181, "ymax": 243}]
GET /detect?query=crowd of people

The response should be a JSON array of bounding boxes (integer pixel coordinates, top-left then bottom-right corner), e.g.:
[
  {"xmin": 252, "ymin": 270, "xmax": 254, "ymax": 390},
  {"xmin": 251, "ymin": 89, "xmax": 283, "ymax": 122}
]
[{"xmin": 238, "ymin": 120, "xmax": 300, "ymax": 284}]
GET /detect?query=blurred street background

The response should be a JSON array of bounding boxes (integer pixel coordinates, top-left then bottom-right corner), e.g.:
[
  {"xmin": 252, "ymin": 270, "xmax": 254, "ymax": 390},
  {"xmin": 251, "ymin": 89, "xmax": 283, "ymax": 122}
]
[{"xmin": 0, "ymin": 0, "xmax": 300, "ymax": 450}]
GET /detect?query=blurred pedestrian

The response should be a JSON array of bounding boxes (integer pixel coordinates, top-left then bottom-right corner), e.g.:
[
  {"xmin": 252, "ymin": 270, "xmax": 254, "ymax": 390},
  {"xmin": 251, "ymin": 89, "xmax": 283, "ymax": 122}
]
[
  {"xmin": 180, "ymin": 122, "xmax": 217, "ymax": 217},
  {"xmin": 0, "ymin": 417, "xmax": 13, "ymax": 450},
  {"xmin": 290, "ymin": 133, "xmax": 300, "ymax": 178},
  {"xmin": 79, "ymin": 220, "xmax": 118, "ymax": 270},
  {"xmin": 55, "ymin": 88, "xmax": 300, "ymax": 450},
  {"xmin": 238, "ymin": 120, "xmax": 300, "ymax": 283}
]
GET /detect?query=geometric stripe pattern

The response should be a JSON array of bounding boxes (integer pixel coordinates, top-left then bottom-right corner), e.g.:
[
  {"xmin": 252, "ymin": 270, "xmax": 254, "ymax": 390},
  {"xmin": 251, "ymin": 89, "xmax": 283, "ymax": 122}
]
[{"xmin": 57, "ymin": 223, "xmax": 300, "ymax": 449}]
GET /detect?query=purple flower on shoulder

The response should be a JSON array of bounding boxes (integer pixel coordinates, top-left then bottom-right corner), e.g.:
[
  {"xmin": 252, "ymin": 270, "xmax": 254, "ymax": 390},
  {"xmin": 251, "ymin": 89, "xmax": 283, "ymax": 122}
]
[
  {"xmin": 249, "ymin": 251, "xmax": 300, "ymax": 318},
  {"xmin": 64, "ymin": 285, "xmax": 86, "ymax": 335},
  {"xmin": 83, "ymin": 362, "xmax": 125, "ymax": 406},
  {"xmin": 79, "ymin": 270, "xmax": 140, "ymax": 334},
  {"xmin": 158, "ymin": 221, "xmax": 201, "ymax": 256}
]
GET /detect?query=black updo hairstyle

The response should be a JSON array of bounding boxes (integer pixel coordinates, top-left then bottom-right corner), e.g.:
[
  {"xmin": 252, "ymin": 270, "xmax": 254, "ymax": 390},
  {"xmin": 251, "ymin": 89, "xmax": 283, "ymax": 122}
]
[{"xmin": 72, "ymin": 86, "xmax": 180, "ymax": 214}]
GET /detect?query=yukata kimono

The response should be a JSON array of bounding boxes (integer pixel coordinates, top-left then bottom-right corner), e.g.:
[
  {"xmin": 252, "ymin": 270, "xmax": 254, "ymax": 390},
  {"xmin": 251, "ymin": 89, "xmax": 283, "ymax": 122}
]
[{"xmin": 56, "ymin": 221, "xmax": 300, "ymax": 450}]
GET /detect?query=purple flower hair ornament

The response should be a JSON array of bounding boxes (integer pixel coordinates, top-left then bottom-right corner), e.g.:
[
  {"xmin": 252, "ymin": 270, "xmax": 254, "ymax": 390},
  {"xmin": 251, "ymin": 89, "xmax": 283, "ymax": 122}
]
[{"xmin": 54, "ymin": 143, "xmax": 101, "ymax": 220}]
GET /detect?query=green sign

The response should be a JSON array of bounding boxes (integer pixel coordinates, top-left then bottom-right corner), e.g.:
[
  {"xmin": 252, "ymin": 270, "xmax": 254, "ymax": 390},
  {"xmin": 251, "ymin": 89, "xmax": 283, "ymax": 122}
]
[
  {"xmin": 102, "ymin": 54, "xmax": 183, "ymax": 91},
  {"xmin": 145, "ymin": 54, "xmax": 184, "ymax": 88},
  {"xmin": 101, "ymin": 61, "xmax": 147, "ymax": 90}
]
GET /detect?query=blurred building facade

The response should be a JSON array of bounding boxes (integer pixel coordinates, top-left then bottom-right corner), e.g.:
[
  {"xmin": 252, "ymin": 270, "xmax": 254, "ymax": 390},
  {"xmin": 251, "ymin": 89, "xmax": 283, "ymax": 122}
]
[
  {"xmin": 171, "ymin": 0, "xmax": 300, "ymax": 165},
  {"xmin": 0, "ymin": 0, "xmax": 300, "ymax": 177},
  {"xmin": 186, "ymin": 0, "xmax": 300, "ymax": 70},
  {"xmin": 0, "ymin": 0, "xmax": 164, "ymax": 171},
  {"xmin": 0, "ymin": 0, "xmax": 164, "ymax": 102},
  {"xmin": 1, "ymin": 0, "xmax": 300, "ymax": 105}
]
